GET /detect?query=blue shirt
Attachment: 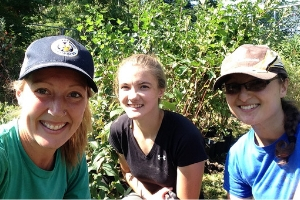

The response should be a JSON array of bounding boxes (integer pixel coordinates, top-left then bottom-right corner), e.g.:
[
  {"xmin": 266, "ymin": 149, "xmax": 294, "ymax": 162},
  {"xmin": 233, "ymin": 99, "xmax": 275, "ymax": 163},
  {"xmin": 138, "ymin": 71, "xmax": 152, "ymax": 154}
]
[{"xmin": 224, "ymin": 124, "xmax": 300, "ymax": 199}]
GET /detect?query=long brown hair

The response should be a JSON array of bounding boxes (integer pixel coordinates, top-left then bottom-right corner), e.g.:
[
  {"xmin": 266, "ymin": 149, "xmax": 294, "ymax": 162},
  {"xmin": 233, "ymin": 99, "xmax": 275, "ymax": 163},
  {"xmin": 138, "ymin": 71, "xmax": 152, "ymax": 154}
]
[
  {"xmin": 274, "ymin": 73, "xmax": 300, "ymax": 165},
  {"xmin": 275, "ymin": 98, "xmax": 300, "ymax": 165}
]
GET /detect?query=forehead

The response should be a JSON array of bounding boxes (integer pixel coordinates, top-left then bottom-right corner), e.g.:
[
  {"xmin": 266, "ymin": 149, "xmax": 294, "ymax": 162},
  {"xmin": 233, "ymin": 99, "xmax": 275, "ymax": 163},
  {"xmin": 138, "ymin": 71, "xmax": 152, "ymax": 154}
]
[
  {"xmin": 27, "ymin": 67, "xmax": 87, "ymax": 86},
  {"xmin": 118, "ymin": 64, "xmax": 156, "ymax": 82}
]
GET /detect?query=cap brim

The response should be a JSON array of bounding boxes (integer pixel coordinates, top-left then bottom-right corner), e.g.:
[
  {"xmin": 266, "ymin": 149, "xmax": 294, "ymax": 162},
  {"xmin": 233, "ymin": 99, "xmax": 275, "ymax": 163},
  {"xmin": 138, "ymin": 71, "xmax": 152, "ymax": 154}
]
[
  {"xmin": 19, "ymin": 63, "xmax": 98, "ymax": 93},
  {"xmin": 213, "ymin": 67, "xmax": 277, "ymax": 90}
]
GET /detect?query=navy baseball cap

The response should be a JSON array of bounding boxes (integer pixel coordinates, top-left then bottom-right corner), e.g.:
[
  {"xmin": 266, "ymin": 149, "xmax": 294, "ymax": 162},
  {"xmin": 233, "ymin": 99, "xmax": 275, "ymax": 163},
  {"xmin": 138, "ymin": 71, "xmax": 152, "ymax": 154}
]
[{"xmin": 19, "ymin": 35, "xmax": 98, "ymax": 93}]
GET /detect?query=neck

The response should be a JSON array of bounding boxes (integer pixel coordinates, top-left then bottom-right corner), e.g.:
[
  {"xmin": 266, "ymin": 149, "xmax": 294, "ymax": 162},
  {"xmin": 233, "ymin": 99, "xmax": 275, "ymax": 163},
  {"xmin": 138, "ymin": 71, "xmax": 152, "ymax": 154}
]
[
  {"xmin": 133, "ymin": 109, "xmax": 164, "ymax": 139},
  {"xmin": 252, "ymin": 111, "xmax": 285, "ymax": 146},
  {"xmin": 19, "ymin": 127, "xmax": 56, "ymax": 170}
]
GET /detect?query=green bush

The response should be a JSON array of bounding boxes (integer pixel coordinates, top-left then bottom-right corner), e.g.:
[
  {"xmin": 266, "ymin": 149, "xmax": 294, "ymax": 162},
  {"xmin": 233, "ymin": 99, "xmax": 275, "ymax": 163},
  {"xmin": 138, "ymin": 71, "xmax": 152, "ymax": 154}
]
[
  {"xmin": 276, "ymin": 34, "xmax": 300, "ymax": 107},
  {"xmin": 0, "ymin": 102, "xmax": 19, "ymax": 124},
  {"xmin": 77, "ymin": 0, "xmax": 290, "ymax": 198},
  {"xmin": 1, "ymin": 0, "xmax": 299, "ymax": 199}
]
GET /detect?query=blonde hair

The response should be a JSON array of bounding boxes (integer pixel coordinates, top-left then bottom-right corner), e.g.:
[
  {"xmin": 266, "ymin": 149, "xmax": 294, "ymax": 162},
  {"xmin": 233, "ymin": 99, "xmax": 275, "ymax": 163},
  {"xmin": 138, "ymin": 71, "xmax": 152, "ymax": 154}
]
[
  {"xmin": 13, "ymin": 79, "xmax": 93, "ymax": 168},
  {"xmin": 115, "ymin": 54, "xmax": 167, "ymax": 95}
]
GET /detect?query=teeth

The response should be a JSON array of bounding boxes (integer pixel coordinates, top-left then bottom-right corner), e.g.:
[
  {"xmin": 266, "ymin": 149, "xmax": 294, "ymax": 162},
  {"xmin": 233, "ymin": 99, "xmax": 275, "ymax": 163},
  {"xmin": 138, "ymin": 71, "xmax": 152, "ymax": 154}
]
[
  {"xmin": 240, "ymin": 104, "xmax": 258, "ymax": 110},
  {"xmin": 129, "ymin": 104, "xmax": 143, "ymax": 108},
  {"xmin": 42, "ymin": 121, "xmax": 66, "ymax": 130}
]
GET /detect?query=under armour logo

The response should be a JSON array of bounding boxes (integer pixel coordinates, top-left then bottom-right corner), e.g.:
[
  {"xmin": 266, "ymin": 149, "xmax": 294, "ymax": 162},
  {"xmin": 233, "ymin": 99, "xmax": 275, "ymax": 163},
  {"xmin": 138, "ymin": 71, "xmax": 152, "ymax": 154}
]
[{"xmin": 158, "ymin": 155, "xmax": 166, "ymax": 160}]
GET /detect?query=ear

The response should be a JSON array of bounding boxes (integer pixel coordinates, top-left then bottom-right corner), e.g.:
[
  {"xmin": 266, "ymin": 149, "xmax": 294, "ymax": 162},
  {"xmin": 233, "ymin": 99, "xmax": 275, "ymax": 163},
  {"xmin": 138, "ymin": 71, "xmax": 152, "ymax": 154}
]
[
  {"xmin": 158, "ymin": 88, "xmax": 165, "ymax": 98},
  {"xmin": 16, "ymin": 89, "xmax": 23, "ymax": 106},
  {"xmin": 280, "ymin": 78, "xmax": 289, "ymax": 98}
]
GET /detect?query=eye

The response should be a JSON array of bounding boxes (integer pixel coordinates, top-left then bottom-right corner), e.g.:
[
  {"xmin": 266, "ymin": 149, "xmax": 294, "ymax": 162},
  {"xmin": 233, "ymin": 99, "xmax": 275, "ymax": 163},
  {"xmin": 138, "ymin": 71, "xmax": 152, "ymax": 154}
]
[
  {"xmin": 35, "ymin": 88, "xmax": 49, "ymax": 95},
  {"xmin": 246, "ymin": 79, "xmax": 267, "ymax": 90},
  {"xmin": 68, "ymin": 92, "xmax": 82, "ymax": 98},
  {"xmin": 120, "ymin": 85, "xmax": 130, "ymax": 90},
  {"xmin": 224, "ymin": 83, "xmax": 240, "ymax": 94},
  {"xmin": 140, "ymin": 85, "xmax": 150, "ymax": 89},
  {"xmin": 225, "ymin": 84, "xmax": 237, "ymax": 90}
]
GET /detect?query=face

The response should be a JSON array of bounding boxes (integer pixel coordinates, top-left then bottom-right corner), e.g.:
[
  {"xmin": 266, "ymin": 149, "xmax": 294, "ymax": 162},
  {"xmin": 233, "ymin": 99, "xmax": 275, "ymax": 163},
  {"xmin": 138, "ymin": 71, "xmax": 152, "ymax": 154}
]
[
  {"xmin": 225, "ymin": 74, "xmax": 288, "ymax": 126},
  {"xmin": 17, "ymin": 68, "xmax": 88, "ymax": 150},
  {"xmin": 118, "ymin": 64, "xmax": 165, "ymax": 120}
]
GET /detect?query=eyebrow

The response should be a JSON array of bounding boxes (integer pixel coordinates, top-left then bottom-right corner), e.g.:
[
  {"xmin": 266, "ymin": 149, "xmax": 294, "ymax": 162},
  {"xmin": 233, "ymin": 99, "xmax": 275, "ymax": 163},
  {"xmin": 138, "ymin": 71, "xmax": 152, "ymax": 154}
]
[
  {"xmin": 139, "ymin": 81, "xmax": 151, "ymax": 85},
  {"xmin": 120, "ymin": 81, "xmax": 152, "ymax": 85}
]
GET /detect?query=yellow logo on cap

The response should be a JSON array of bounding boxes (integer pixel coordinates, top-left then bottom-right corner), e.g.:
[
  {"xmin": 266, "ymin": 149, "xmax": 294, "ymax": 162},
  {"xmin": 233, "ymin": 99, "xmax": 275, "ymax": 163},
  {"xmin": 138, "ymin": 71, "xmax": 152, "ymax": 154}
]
[{"xmin": 51, "ymin": 38, "xmax": 78, "ymax": 57}]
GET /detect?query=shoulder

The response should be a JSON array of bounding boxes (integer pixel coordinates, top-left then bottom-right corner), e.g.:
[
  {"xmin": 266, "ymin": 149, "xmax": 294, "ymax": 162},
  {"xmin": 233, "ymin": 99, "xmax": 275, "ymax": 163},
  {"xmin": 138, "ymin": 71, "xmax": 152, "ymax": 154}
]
[
  {"xmin": 110, "ymin": 113, "xmax": 131, "ymax": 129},
  {"xmin": 164, "ymin": 110, "xmax": 198, "ymax": 129},
  {"xmin": 0, "ymin": 120, "xmax": 18, "ymax": 136},
  {"xmin": 163, "ymin": 110, "xmax": 201, "ymax": 139},
  {"xmin": 0, "ymin": 120, "xmax": 18, "ymax": 144},
  {"xmin": 109, "ymin": 114, "xmax": 131, "ymax": 150},
  {"xmin": 64, "ymin": 154, "xmax": 90, "ymax": 199},
  {"xmin": 227, "ymin": 129, "xmax": 253, "ymax": 159},
  {"xmin": 0, "ymin": 121, "xmax": 17, "ymax": 182},
  {"xmin": 162, "ymin": 110, "xmax": 204, "ymax": 145}
]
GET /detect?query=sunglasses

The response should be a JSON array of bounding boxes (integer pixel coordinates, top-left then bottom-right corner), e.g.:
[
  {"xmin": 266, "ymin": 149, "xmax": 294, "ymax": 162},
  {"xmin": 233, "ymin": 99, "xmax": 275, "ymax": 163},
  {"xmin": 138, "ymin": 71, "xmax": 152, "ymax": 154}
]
[{"xmin": 223, "ymin": 76, "xmax": 280, "ymax": 95}]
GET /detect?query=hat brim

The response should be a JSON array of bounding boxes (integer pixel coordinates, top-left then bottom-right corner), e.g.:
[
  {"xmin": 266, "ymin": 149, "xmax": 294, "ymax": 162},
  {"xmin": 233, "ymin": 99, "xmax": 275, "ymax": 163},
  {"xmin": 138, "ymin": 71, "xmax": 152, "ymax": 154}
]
[
  {"xmin": 213, "ymin": 67, "xmax": 277, "ymax": 90},
  {"xmin": 19, "ymin": 62, "xmax": 98, "ymax": 93}
]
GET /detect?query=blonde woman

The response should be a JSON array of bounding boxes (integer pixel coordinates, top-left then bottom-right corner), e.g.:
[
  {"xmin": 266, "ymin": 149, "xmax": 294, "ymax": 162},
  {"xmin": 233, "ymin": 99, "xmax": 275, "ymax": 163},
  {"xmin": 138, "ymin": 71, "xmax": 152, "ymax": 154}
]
[
  {"xmin": 0, "ymin": 35, "xmax": 98, "ymax": 198},
  {"xmin": 109, "ymin": 54, "xmax": 207, "ymax": 200}
]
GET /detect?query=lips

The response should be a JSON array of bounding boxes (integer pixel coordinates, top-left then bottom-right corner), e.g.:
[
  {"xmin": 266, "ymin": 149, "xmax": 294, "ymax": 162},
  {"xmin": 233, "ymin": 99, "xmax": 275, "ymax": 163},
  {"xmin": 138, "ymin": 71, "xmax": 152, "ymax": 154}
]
[{"xmin": 41, "ymin": 121, "xmax": 67, "ymax": 131}]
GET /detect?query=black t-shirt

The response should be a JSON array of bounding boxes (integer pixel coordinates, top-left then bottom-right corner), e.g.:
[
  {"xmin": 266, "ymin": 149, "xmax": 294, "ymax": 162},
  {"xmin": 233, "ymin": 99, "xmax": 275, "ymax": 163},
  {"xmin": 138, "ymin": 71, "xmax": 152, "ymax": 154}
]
[{"xmin": 109, "ymin": 110, "xmax": 207, "ymax": 194}]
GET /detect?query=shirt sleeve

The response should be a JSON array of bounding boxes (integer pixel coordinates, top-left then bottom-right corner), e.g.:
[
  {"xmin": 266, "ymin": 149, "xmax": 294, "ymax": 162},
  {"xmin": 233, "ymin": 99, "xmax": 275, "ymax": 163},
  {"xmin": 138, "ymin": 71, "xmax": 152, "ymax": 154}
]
[
  {"xmin": 223, "ymin": 147, "xmax": 252, "ymax": 198},
  {"xmin": 0, "ymin": 147, "xmax": 9, "ymax": 196},
  {"xmin": 175, "ymin": 129, "xmax": 207, "ymax": 167},
  {"xmin": 63, "ymin": 154, "xmax": 91, "ymax": 199},
  {"xmin": 169, "ymin": 113, "xmax": 208, "ymax": 167},
  {"xmin": 108, "ymin": 121, "xmax": 123, "ymax": 154},
  {"xmin": 108, "ymin": 115, "xmax": 130, "ymax": 155}
]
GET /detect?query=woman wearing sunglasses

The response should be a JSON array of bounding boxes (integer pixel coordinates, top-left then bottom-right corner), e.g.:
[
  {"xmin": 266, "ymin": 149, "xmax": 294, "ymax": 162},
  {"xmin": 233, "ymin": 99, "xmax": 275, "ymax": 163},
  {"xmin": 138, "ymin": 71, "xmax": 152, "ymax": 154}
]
[{"xmin": 214, "ymin": 44, "xmax": 300, "ymax": 199}]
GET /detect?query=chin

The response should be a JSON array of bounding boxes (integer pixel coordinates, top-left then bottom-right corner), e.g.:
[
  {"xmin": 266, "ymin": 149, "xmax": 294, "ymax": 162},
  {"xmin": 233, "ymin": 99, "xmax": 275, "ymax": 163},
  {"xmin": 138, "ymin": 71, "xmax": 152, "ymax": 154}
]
[
  {"xmin": 126, "ymin": 113, "xmax": 142, "ymax": 119},
  {"xmin": 36, "ymin": 138, "xmax": 64, "ymax": 150}
]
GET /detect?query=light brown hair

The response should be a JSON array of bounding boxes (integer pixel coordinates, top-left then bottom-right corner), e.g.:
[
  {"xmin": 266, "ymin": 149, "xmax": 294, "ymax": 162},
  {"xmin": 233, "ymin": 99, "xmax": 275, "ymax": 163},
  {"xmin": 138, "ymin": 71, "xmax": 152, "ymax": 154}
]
[{"xmin": 115, "ymin": 54, "xmax": 167, "ymax": 96}]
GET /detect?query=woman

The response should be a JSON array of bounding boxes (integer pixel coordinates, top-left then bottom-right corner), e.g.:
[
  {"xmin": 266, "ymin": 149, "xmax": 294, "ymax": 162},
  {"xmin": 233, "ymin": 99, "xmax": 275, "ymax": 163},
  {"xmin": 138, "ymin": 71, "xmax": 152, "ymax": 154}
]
[
  {"xmin": 214, "ymin": 44, "xmax": 300, "ymax": 199},
  {"xmin": 109, "ymin": 54, "xmax": 207, "ymax": 200},
  {"xmin": 0, "ymin": 35, "xmax": 98, "ymax": 198}
]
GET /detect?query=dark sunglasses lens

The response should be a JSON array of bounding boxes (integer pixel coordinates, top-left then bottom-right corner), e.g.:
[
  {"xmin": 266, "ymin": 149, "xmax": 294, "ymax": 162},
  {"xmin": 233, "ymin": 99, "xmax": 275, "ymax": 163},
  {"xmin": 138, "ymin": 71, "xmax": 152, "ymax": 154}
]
[
  {"xmin": 246, "ymin": 80, "xmax": 267, "ymax": 91},
  {"xmin": 224, "ymin": 84, "xmax": 240, "ymax": 94}
]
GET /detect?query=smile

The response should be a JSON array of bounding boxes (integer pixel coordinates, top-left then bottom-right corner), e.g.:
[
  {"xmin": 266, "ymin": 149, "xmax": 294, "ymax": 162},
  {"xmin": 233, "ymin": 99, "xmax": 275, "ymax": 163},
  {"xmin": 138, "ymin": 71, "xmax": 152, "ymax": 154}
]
[
  {"xmin": 128, "ymin": 104, "xmax": 143, "ymax": 108},
  {"xmin": 240, "ymin": 104, "xmax": 259, "ymax": 110},
  {"xmin": 41, "ymin": 121, "xmax": 67, "ymax": 130}
]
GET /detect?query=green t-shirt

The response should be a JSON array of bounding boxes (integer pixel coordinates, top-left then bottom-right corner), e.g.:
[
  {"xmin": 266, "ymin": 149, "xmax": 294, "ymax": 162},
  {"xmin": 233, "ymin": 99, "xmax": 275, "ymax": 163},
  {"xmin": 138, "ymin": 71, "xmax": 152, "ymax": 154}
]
[{"xmin": 0, "ymin": 120, "xmax": 91, "ymax": 199}]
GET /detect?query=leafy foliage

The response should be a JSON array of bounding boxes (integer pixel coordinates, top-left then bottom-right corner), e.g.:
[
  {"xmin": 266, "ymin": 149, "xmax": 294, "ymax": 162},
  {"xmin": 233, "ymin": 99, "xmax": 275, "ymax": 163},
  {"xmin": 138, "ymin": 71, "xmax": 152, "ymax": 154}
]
[
  {"xmin": 277, "ymin": 34, "xmax": 300, "ymax": 106},
  {"xmin": 1, "ymin": 0, "xmax": 300, "ymax": 199},
  {"xmin": 0, "ymin": 19, "xmax": 22, "ymax": 102}
]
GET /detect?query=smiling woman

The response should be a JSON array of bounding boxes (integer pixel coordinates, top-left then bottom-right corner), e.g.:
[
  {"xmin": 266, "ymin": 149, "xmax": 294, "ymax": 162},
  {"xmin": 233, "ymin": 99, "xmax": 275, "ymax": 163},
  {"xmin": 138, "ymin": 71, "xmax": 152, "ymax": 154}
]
[
  {"xmin": 214, "ymin": 44, "xmax": 300, "ymax": 199},
  {"xmin": 109, "ymin": 54, "xmax": 208, "ymax": 200},
  {"xmin": 0, "ymin": 35, "xmax": 98, "ymax": 199}
]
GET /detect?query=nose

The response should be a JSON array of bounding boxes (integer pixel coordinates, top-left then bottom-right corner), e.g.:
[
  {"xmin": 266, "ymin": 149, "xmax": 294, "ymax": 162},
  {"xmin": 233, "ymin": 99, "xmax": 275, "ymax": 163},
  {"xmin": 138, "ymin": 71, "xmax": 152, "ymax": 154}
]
[
  {"xmin": 128, "ymin": 88, "xmax": 139, "ymax": 100},
  {"xmin": 48, "ymin": 97, "xmax": 67, "ymax": 117},
  {"xmin": 238, "ymin": 86, "xmax": 252, "ymax": 102}
]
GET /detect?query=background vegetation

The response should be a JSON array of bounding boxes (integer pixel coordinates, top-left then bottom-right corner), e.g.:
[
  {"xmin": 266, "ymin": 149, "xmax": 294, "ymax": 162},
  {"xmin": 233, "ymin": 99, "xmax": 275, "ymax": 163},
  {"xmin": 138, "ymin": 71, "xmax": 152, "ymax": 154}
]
[{"xmin": 1, "ymin": 0, "xmax": 300, "ymax": 199}]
